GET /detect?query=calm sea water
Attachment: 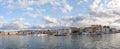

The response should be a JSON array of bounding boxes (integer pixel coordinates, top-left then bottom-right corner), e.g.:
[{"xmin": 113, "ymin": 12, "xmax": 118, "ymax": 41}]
[{"xmin": 1, "ymin": 33, "xmax": 120, "ymax": 49}]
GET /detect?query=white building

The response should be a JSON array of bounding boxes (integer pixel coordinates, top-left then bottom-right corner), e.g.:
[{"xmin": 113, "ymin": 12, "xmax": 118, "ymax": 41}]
[{"xmin": 102, "ymin": 28, "xmax": 110, "ymax": 34}]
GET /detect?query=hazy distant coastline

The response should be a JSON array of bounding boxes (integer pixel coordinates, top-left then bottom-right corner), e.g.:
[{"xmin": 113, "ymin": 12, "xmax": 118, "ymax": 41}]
[{"xmin": 0, "ymin": 25, "xmax": 120, "ymax": 36}]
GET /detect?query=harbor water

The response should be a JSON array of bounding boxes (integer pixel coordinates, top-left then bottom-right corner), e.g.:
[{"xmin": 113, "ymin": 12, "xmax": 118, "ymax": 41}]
[{"xmin": 1, "ymin": 33, "xmax": 120, "ymax": 49}]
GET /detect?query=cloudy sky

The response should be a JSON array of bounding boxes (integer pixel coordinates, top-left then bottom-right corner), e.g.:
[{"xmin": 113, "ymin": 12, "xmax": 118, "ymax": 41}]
[{"xmin": 0, "ymin": 0, "xmax": 120, "ymax": 30}]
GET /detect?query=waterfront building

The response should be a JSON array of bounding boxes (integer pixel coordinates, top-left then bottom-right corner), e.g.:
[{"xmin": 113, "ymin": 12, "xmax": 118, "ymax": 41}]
[
  {"xmin": 91, "ymin": 25, "xmax": 102, "ymax": 33},
  {"xmin": 82, "ymin": 25, "xmax": 113, "ymax": 34},
  {"xmin": 71, "ymin": 27, "xmax": 79, "ymax": 33},
  {"xmin": 0, "ymin": 31, "xmax": 9, "ymax": 35},
  {"xmin": 102, "ymin": 26, "xmax": 110, "ymax": 34},
  {"xmin": 102, "ymin": 28, "xmax": 110, "ymax": 34},
  {"xmin": 0, "ymin": 31, "xmax": 18, "ymax": 35},
  {"xmin": 83, "ymin": 25, "xmax": 103, "ymax": 34},
  {"xmin": 83, "ymin": 27, "xmax": 93, "ymax": 33},
  {"xmin": 9, "ymin": 31, "xmax": 18, "ymax": 35}
]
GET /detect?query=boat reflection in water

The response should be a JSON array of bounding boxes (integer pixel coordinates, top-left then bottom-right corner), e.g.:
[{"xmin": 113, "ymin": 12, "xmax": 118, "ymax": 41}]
[{"xmin": 34, "ymin": 34, "xmax": 48, "ymax": 36}]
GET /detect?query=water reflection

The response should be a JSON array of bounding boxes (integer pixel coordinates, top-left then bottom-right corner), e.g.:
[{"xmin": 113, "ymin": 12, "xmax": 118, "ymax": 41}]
[{"xmin": 1, "ymin": 33, "xmax": 120, "ymax": 49}]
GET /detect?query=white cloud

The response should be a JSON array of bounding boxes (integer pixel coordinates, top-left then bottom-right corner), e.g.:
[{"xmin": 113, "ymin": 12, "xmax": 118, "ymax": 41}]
[
  {"xmin": 77, "ymin": 0, "xmax": 89, "ymax": 5},
  {"xmin": 0, "ymin": 17, "xmax": 30, "ymax": 30},
  {"xmin": 0, "ymin": 16, "xmax": 4, "ymax": 19},
  {"xmin": 90, "ymin": 0, "xmax": 120, "ymax": 12},
  {"xmin": 64, "ymin": 4, "xmax": 73, "ymax": 12},
  {"xmin": 90, "ymin": 0, "xmax": 101, "ymax": 11},
  {"xmin": 86, "ymin": 0, "xmax": 120, "ymax": 29},
  {"xmin": 49, "ymin": 0, "xmax": 73, "ymax": 13},
  {"xmin": 62, "ymin": 15, "xmax": 88, "ymax": 27},
  {"xmin": 6, "ymin": 0, "xmax": 49, "ymax": 9},
  {"xmin": 49, "ymin": 0, "xmax": 61, "ymax": 7},
  {"xmin": 61, "ymin": 12, "xmax": 120, "ymax": 28},
  {"xmin": 36, "ymin": 0, "xmax": 49, "ymax": 5},
  {"xmin": 24, "ymin": 9, "xmax": 45, "ymax": 18},
  {"xmin": 26, "ymin": 7, "xmax": 33, "ymax": 11},
  {"xmin": 6, "ymin": 0, "xmax": 73, "ymax": 14},
  {"xmin": 12, "ymin": 17, "xmax": 30, "ymax": 29},
  {"xmin": 12, "ymin": 17, "xmax": 24, "ymax": 24},
  {"xmin": 38, "ymin": 24, "xmax": 45, "ymax": 28},
  {"xmin": 17, "ymin": 0, "xmax": 35, "ymax": 8},
  {"xmin": 83, "ymin": 0, "xmax": 88, "ymax": 2},
  {"xmin": 61, "ymin": 4, "xmax": 73, "ymax": 13},
  {"xmin": 77, "ymin": 1, "xmax": 82, "ymax": 5},
  {"xmin": 24, "ymin": 12, "xmax": 40, "ymax": 18},
  {"xmin": 43, "ymin": 16, "xmax": 57, "ymax": 23}
]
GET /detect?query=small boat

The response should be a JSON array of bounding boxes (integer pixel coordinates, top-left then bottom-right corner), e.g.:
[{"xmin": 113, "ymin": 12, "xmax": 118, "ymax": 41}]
[
  {"xmin": 54, "ymin": 34, "xmax": 66, "ymax": 36},
  {"xmin": 54, "ymin": 32, "xmax": 67, "ymax": 36},
  {"xmin": 95, "ymin": 31, "xmax": 104, "ymax": 35},
  {"xmin": 82, "ymin": 32, "xmax": 89, "ymax": 35}
]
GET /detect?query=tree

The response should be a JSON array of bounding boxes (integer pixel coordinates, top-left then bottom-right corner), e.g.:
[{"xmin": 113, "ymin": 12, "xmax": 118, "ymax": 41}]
[
  {"xmin": 103, "ymin": 26, "xmax": 106, "ymax": 28},
  {"xmin": 106, "ymin": 26, "xmax": 110, "ymax": 28},
  {"xmin": 103, "ymin": 26, "xmax": 110, "ymax": 28}
]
